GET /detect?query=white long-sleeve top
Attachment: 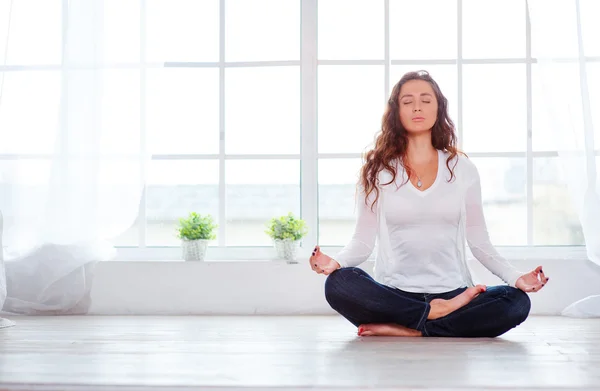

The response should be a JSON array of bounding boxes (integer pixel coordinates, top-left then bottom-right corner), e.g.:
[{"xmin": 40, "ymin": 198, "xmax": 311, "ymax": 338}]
[{"xmin": 334, "ymin": 149, "xmax": 524, "ymax": 293}]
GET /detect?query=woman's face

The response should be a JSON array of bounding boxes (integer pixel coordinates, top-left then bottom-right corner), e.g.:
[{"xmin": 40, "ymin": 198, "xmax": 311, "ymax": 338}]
[{"xmin": 398, "ymin": 79, "xmax": 438, "ymax": 134}]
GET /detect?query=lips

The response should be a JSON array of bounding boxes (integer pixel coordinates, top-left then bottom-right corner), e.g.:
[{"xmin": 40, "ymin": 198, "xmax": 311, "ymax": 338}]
[{"xmin": 412, "ymin": 117, "xmax": 425, "ymax": 121}]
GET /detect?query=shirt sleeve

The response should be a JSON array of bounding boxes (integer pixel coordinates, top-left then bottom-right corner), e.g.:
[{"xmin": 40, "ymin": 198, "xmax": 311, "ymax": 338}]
[
  {"xmin": 333, "ymin": 187, "xmax": 378, "ymax": 268},
  {"xmin": 465, "ymin": 164, "xmax": 525, "ymax": 287}
]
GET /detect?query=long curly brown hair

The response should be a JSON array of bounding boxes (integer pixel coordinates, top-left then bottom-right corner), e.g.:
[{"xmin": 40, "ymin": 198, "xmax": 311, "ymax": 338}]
[{"xmin": 360, "ymin": 70, "xmax": 462, "ymax": 210}]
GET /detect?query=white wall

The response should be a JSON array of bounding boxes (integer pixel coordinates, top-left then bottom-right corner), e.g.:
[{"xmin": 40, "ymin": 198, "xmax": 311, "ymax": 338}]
[{"xmin": 89, "ymin": 257, "xmax": 600, "ymax": 316}]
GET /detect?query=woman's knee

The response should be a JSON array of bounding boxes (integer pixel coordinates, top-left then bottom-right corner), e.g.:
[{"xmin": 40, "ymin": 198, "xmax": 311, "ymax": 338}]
[
  {"xmin": 505, "ymin": 287, "xmax": 531, "ymax": 324},
  {"xmin": 324, "ymin": 267, "xmax": 363, "ymax": 304}
]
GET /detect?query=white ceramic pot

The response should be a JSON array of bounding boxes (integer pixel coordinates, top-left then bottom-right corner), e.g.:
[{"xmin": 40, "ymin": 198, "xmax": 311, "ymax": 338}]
[
  {"xmin": 181, "ymin": 239, "xmax": 209, "ymax": 261},
  {"xmin": 273, "ymin": 239, "xmax": 301, "ymax": 263}
]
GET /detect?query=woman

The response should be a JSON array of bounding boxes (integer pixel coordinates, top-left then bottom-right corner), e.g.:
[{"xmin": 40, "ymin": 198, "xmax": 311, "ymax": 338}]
[{"xmin": 309, "ymin": 70, "xmax": 549, "ymax": 338}]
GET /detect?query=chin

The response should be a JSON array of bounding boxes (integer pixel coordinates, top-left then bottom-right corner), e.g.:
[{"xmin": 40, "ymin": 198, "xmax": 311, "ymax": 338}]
[{"xmin": 405, "ymin": 127, "xmax": 433, "ymax": 135}]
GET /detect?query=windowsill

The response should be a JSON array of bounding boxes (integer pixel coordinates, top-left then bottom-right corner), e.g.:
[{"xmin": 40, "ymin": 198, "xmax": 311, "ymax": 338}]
[{"xmin": 112, "ymin": 245, "xmax": 590, "ymax": 262}]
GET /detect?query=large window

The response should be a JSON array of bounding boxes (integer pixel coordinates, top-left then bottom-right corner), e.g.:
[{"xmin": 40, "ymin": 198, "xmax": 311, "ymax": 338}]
[{"xmin": 2, "ymin": 0, "xmax": 596, "ymax": 260}]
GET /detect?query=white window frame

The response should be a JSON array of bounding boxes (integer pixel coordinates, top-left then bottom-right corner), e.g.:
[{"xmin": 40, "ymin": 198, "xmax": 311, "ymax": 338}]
[
  {"xmin": 0, "ymin": 0, "xmax": 595, "ymax": 261},
  {"xmin": 120, "ymin": 0, "xmax": 596, "ymax": 261}
]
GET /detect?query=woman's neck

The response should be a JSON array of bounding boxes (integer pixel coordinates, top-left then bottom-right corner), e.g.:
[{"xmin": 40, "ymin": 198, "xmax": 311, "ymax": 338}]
[{"xmin": 406, "ymin": 132, "xmax": 437, "ymax": 164}]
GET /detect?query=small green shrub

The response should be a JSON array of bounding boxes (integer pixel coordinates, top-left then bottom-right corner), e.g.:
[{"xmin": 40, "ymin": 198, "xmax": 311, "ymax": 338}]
[
  {"xmin": 176, "ymin": 212, "xmax": 217, "ymax": 241},
  {"xmin": 265, "ymin": 212, "xmax": 308, "ymax": 241}
]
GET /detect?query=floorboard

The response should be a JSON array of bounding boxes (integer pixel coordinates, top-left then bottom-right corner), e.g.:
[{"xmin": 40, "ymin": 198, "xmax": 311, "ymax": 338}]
[{"xmin": 0, "ymin": 315, "xmax": 598, "ymax": 390}]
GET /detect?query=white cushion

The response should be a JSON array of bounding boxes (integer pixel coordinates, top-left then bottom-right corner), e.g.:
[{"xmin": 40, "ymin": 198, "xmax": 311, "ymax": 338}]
[{"xmin": 561, "ymin": 295, "xmax": 600, "ymax": 318}]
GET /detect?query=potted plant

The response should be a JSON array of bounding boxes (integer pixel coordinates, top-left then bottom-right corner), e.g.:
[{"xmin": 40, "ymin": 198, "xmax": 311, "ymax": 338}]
[
  {"xmin": 176, "ymin": 212, "xmax": 217, "ymax": 261},
  {"xmin": 265, "ymin": 212, "xmax": 308, "ymax": 263}
]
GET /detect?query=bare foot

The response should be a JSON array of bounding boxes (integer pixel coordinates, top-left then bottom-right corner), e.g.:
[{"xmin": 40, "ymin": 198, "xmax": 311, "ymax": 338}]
[
  {"xmin": 427, "ymin": 285, "xmax": 487, "ymax": 320},
  {"xmin": 357, "ymin": 323, "xmax": 423, "ymax": 337}
]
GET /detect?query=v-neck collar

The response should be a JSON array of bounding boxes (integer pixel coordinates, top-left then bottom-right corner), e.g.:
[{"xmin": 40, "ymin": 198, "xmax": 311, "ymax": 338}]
[{"xmin": 406, "ymin": 149, "xmax": 443, "ymax": 197}]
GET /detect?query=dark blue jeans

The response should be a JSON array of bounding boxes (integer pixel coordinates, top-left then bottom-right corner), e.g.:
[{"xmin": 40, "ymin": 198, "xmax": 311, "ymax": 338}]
[{"xmin": 324, "ymin": 267, "xmax": 531, "ymax": 338}]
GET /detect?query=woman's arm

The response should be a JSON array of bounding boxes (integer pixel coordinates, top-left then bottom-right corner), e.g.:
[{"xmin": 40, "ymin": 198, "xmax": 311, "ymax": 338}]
[
  {"xmin": 333, "ymin": 187, "xmax": 378, "ymax": 268},
  {"xmin": 465, "ymin": 165, "xmax": 524, "ymax": 287}
]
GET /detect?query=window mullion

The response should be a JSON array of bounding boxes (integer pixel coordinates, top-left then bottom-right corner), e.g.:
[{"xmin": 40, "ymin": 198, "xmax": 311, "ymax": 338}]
[
  {"xmin": 457, "ymin": 0, "xmax": 463, "ymax": 150},
  {"xmin": 300, "ymin": 0, "xmax": 319, "ymax": 249},
  {"xmin": 384, "ymin": 0, "xmax": 390, "ymax": 102},
  {"xmin": 139, "ymin": 0, "xmax": 148, "ymax": 249},
  {"xmin": 219, "ymin": 0, "xmax": 226, "ymax": 248},
  {"xmin": 526, "ymin": 1, "xmax": 533, "ymax": 245}
]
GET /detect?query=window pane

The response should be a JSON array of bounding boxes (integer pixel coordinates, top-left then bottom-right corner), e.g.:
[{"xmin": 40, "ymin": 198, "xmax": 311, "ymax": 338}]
[
  {"xmin": 581, "ymin": 0, "xmax": 600, "ymax": 57},
  {"xmin": 111, "ymin": 216, "xmax": 140, "ymax": 247},
  {"xmin": 470, "ymin": 158, "xmax": 527, "ymax": 246},
  {"xmin": 225, "ymin": 0, "xmax": 299, "ymax": 62},
  {"xmin": 463, "ymin": 0, "xmax": 525, "ymax": 59},
  {"xmin": 100, "ymin": 158, "xmax": 145, "ymax": 247},
  {"xmin": 529, "ymin": 1, "xmax": 578, "ymax": 59},
  {"xmin": 146, "ymin": 0, "xmax": 219, "ymax": 63},
  {"xmin": 226, "ymin": 160, "xmax": 300, "ymax": 246},
  {"xmin": 0, "ymin": 0, "xmax": 61, "ymax": 65},
  {"xmin": 104, "ymin": 0, "xmax": 139, "ymax": 63},
  {"xmin": 533, "ymin": 157, "xmax": 584, "ymax": 245},
  {"xmin": 532, "ymin": 63, "xmax": 600, "ymax": 152},
  {"xmin": 390, "ymin": 0, "xmax": 456, "ymax": 60},
  {"xmin": 463, "ymin": 64, "xmax": 526, "ymax": 153},
  {"xmin": 390, "ymin": 65, "xmax": 458, "ymax": 128},
  {"xmin": 318, "ymin": 0, "xmax": 384, "ymax": 60},
  {"xmin": 318, "ymin": 65, "xmax": 383, "ymax": 153},
  {"xmin": 225, "ymin": 67, "xmax": 300, "ymax": 154},
  {"xmin": 101, "ymin": 70, "xmax": 140, "ymax": 154},
  {"xmin": 532, "ymin": 63, "xmax": 558, "ymax": 152},
  {"xmin": 0, "ymin": 71, "xmax": 60, "ymax": 154},
  {"xmin": 589, "ymin": 63, "xmax": 600, "ymax": 151},
  {"xmin": 532, "ymin": 63, "xmax": 579, "ymax": 152},
  {"xmin": 147, "ymin": 68, "xmax": 219, "ymax": 154},
  {"xmin": 0, "ymin": 160, "xmax": 52, "ymax": 236},
  {"xmin": 318, "ymin": 159, "xmax": 362, "ymax": 246},
  {"xmin": 0, "ymin": 159, "xmax": 51, "ymax": 185},
  {"xmin": 146, "ymin": 160, "xmax": 219, "ymax": 246}
]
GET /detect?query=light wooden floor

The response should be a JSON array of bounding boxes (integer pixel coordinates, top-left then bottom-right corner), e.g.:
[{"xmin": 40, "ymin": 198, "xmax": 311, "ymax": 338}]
[{"xmin": 0, "ymin": 316, "xmax": 599, "ymax": 391}]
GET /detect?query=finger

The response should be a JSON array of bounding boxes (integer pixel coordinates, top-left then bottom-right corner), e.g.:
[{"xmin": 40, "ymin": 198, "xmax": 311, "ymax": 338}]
[
  {"xmin": 539, "ymin": 268, "xmax": 548, "ymax": 283},
  {"xmin": 534, "ymin": 265, "xmax": 543, "ymax": 276},
  {"xmin": 529, "ymin": 282, "xmax": 544, "ymax": 292}
]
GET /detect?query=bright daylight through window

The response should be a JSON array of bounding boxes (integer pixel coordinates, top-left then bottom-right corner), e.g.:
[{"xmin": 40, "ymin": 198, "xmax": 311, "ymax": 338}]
[{"xmin": 1, "ymin": 0, "xmax": 597, "ymax": 260}]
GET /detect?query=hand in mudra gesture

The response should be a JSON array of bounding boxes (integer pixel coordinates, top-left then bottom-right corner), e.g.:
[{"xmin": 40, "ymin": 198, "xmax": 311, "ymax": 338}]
[
  {"xmin": 515, "ymin": 265, "xmax": 549, "ymax": 293},
  {"xmin": 309, "ymin": 245, "xmax": 340, "ymax": 275}
]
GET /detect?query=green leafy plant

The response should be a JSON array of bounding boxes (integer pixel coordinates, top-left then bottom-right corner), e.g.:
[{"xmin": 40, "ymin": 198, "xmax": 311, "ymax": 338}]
[
  {"xmin": 176, "ymin": 212, "xmax": 217, "ymax": 241},
  {"xmin": 265, "ymin": 212, "xmax": 308, "ymax": 241}
]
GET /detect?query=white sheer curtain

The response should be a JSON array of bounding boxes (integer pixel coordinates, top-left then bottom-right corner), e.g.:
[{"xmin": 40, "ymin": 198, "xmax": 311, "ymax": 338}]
[
  {"xmin": 528, "ymin": 0, "xmax": 600, "ymax": 317},
  {"xmin": 0, "ymin": 211, "xmax": 12, "ymax": 327},
  {"xmin": 0, "ymin": 0, "xmax": 148, "ymax": 316}
]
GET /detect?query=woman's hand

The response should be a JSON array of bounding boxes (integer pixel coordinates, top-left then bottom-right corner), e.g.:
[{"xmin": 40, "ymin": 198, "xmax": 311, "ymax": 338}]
[
  {"xmin": 309, "ymin": 245, "xmax": 340, "ymax": 275},
  {"xmin": 515, "ymin": 265, "xmax": 549, "ymax": 293}
]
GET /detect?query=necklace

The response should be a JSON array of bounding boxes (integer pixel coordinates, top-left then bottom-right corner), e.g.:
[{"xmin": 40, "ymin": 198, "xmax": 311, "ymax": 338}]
[{"xmin": 416, "ymin": 174, "xmax": 423, "ymax": 188}]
